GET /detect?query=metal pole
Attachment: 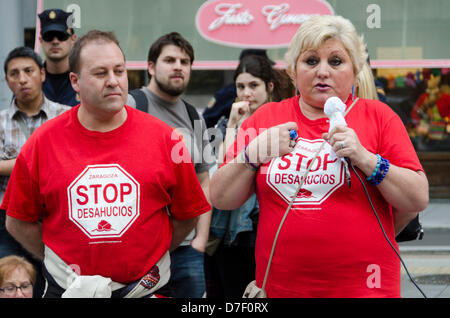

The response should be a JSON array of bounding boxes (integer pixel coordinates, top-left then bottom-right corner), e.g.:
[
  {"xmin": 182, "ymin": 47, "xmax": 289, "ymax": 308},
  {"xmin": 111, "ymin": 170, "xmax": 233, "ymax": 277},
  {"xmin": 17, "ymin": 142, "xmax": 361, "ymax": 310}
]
[{"xmin": 0, "ymin": 0, "xmax": 24, "ymax": 110}]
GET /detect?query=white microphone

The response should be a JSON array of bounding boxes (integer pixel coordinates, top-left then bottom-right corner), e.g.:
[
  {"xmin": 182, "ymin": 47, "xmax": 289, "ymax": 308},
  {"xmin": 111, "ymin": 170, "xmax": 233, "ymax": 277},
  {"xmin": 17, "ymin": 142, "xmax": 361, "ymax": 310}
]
[
  {"xmin": 324, "ymin": 96, "xmax": 351, "ymax": 187},
  {"xmin": 324, "ymin": 96, "xmax": 347, "ymax": 132}
]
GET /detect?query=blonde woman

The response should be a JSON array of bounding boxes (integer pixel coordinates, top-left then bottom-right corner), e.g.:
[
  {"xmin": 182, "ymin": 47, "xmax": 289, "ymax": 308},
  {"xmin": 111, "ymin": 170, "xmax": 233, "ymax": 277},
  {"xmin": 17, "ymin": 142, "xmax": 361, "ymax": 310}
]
[{"xmin": 210, "ymin": 15, "xmax": 428, "ymax": 297}]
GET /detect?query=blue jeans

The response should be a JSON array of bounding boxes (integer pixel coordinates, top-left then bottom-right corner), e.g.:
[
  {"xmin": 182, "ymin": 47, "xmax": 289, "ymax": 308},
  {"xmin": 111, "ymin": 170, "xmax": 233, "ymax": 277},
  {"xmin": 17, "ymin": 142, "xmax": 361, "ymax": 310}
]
[{"xmin": 167, "ymin": 245, "xmax": 205, "ymax": 298}]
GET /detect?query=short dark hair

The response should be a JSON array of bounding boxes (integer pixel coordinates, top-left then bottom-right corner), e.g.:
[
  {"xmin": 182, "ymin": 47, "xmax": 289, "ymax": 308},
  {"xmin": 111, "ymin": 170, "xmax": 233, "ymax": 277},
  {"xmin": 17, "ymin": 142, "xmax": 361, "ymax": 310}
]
[
  {"xmin": 234, "ymin": 55, "xmax": 275, "ymax": 85},
  {"xmin": 3, "ymin": 46, "xmax": 44, "ymax": 75},
  {"xmin": 147, "ymin": 32, "xmax": 194, "ymax": 64},
  {"xmin": 69, "ymin": 30, "xmax": 123, "ymax": 74}
]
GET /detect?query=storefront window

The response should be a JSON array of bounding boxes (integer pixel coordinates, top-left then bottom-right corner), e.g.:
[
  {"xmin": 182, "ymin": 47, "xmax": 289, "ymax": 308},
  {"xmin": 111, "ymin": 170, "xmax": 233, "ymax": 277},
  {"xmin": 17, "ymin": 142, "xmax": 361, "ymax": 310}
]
[
  {"xmin": 376, "ymin": 68, "xmax": 450, "ymax": 151},
  {"xmin": 37, "ymin": 0, "xmax": 449, "ymax": 152}
]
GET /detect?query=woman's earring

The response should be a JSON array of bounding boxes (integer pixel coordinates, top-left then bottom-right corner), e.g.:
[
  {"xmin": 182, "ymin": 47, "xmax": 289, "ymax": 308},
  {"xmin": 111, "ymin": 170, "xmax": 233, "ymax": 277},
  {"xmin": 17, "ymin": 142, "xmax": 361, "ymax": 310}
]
[
  {"xmin": 295, "ymin": 85, "xmax": 299, "ymax": 96},
  {"xmin": 351, "ymin": 85, "xmax": 355, "ymax": 100}
]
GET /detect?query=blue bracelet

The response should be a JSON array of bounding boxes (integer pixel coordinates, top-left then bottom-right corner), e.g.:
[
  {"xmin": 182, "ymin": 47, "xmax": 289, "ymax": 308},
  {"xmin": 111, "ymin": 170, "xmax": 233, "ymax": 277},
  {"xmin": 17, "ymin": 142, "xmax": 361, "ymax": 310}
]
[
  {"xmin": 367, "ymin": 155, "xmax": 390, "ymax": 186},
  {"xmin": 372, "ymin": 158, "xmax": 390, "ymax": 186},
  {"xmin": 367, "ymin": 154, "xmax": 381, "ymax": 182}
]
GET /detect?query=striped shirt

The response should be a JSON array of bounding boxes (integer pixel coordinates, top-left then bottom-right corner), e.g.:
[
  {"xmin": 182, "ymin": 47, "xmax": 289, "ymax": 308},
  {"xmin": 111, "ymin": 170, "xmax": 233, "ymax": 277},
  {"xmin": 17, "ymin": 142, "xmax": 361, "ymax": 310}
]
[{"xmin": 0, "ymin": 96, "xmax": 70, "ymax": 199}]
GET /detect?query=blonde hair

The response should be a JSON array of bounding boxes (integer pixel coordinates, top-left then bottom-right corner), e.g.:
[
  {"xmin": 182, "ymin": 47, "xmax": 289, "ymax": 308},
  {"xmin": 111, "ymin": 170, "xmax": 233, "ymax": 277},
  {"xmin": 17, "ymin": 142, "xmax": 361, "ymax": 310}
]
[
  {"xmin": 285, "ymin": 15, "xmax": 368, "ymax": 82},
  {"xmin": 355, "ymin": 62, "xmax": 378, "ymax": 100},
  {"xmin": 0, "ymin": 255, "xmax": 36, "ymax": 286}
]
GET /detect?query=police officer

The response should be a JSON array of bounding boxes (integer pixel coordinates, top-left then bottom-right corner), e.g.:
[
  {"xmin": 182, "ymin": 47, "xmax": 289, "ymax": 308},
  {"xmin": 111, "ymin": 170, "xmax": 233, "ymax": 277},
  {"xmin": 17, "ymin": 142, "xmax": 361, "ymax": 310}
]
[{"xmin": 38, "ymin": 9, "xmax": 79, "ymax": 106}]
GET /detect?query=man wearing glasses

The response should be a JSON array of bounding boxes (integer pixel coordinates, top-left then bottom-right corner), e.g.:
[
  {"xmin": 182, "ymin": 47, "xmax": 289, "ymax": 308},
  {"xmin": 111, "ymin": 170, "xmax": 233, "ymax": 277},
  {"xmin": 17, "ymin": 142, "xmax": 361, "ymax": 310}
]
[{"xmin": 38, "ymin": 9, "xmax": 79, "ymax": 106}]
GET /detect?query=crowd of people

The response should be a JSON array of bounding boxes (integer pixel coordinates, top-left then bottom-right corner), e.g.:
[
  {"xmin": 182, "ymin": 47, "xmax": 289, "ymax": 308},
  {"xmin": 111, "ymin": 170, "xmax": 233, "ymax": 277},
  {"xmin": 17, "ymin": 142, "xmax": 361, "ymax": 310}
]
[{"xmin": 0, "ymin": 9, "xmax": 428, "ymax": 298}]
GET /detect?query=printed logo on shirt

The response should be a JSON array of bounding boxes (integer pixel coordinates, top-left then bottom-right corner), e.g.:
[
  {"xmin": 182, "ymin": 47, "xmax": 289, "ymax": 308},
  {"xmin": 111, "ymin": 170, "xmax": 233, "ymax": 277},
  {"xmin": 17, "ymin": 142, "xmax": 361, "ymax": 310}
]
[
  {"xmin": 266, "ymin": 138, "xmax": 344, "ymax": 206},
  {"xmin": 67, "ymin": 164, "xmax": 140, "ymax": 239}
]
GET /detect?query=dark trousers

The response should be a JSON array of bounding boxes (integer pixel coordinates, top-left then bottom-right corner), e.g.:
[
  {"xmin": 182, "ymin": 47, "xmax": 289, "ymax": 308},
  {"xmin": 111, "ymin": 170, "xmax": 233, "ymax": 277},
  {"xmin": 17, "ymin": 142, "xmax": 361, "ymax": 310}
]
[{"xmin": 204, "ymin": 242, "xmax": 256, "ymax": 298}]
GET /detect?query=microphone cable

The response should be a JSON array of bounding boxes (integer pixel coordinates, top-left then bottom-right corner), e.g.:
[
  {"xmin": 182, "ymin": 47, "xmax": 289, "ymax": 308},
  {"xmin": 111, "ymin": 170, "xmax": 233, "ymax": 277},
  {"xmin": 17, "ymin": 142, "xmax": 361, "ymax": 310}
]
[{"xmin": 347, "ymin": 159, "xmax": 428, "ymax": 298}]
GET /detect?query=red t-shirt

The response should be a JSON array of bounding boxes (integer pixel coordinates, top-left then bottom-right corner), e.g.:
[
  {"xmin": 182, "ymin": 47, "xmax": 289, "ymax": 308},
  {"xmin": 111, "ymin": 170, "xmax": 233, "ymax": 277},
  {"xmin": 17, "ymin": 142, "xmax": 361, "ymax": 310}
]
[
  {"xmin": 224, "ymin": 96, "xmax": 423, "ymax": 297},
  {"xmin": 1, "ymin": 106, "xmax": 210, "ymax": 283}
]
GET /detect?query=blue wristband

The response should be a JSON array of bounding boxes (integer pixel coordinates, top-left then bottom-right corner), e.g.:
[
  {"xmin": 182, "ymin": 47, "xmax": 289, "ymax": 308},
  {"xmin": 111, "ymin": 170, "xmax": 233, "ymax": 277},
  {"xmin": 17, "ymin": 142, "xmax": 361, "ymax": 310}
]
[
  {"xmin": 372, "ymin": 158, "xmax": 390, "ymax": 186},
  {"xmin": 367, "ymin": 154, "xmax": 381, "ymax": 182},
  {"xmin": 367, "ymin": 155, "xmax": 390, "ymax": 186}
]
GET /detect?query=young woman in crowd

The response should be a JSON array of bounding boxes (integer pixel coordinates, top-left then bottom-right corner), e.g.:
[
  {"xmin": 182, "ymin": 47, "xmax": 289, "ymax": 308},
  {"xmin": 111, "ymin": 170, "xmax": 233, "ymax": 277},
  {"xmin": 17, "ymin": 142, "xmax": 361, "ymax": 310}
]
[{"xmin": 205, "ymin": 54, "xmax": 290, "ymax": 298}]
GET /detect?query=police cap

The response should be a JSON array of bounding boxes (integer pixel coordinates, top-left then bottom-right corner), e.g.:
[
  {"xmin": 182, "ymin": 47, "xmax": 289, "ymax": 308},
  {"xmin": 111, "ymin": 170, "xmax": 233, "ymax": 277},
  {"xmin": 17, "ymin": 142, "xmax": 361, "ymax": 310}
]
[{"xmin": 38, "ymin": 9, "xmax": 73, "ymax": 35}]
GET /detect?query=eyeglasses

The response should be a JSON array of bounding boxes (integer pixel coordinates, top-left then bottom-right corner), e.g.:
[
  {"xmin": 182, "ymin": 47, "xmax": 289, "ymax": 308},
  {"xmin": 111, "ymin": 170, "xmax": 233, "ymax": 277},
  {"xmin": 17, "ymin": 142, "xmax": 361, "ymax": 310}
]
[
  {"xmin": 0, "ymin": 283, "xmax": 33, "ymax": 296},
  {"xmin": 42, "ymin": 31, "xmax": 70, "ymax": 42}
]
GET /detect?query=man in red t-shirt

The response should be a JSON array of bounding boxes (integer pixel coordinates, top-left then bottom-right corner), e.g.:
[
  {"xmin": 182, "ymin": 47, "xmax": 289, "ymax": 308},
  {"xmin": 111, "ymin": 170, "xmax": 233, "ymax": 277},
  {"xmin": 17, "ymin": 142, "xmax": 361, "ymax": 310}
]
[{"xmin": 1, "ymin": 30, "xmax": 210, "ymax": 298}]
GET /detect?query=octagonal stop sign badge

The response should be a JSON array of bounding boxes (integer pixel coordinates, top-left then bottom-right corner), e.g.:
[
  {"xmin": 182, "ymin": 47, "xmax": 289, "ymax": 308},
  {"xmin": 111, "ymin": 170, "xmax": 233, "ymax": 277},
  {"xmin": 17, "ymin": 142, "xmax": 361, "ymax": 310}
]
[
  {"xmin": 67, "ymin": 164, "xmax": 140, "ymax": 239},
  {"xmin": 266, "ymin": 138, "xmax": 344, "ymax": 206}
]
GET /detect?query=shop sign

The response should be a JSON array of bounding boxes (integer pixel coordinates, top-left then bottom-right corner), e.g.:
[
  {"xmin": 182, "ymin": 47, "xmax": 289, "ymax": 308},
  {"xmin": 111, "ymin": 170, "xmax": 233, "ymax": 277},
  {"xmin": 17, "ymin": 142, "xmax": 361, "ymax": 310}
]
[{"xmin": 195, "ymin": 0, "xmax": 334, "ymax": 48}]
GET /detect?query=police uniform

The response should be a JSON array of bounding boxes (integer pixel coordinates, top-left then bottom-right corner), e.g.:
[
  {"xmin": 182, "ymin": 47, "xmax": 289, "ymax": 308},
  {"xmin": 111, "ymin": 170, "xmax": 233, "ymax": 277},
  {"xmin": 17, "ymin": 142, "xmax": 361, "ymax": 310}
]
[
  {"xmin": 39, "ymin": 9, "xmax": 79, "ymax": 106},
  {"xmin": 42, "ymin": 66, "xmax": 79, "ymax": 106}
]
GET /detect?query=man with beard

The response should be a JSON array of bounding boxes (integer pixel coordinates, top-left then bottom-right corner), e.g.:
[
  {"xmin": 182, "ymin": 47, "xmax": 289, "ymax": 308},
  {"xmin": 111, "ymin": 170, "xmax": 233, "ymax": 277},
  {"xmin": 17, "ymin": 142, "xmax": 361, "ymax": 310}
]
[
  {"xmin": 127, "ymin": 32, "xmax": 213, "ymax": 298},
  {"xmin": 38, "ymin": 9, "xmax": 79, "ymax": 106}
]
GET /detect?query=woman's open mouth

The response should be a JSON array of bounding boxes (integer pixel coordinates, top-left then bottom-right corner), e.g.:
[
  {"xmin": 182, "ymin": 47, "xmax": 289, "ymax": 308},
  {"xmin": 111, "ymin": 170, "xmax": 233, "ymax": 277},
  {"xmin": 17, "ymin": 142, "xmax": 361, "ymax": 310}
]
[{"xmin": 315, "ymin": 83, "xmax": 331, "ymax": 92}]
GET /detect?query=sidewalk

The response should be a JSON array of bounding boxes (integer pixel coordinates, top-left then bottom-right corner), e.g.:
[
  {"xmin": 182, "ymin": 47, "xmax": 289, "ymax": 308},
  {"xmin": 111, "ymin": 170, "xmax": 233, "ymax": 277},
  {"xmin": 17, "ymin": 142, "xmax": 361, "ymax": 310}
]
[
  {"xmin": 399, "ymin": 198, "xmax": 450, "ymax": 253},
  {"xmin": 417, "ymin": 198, "xmax": 450, "ymax": 232},
  {"xmin": 399, "ymin": 199, "xmax": 450, "ymax": 298}
]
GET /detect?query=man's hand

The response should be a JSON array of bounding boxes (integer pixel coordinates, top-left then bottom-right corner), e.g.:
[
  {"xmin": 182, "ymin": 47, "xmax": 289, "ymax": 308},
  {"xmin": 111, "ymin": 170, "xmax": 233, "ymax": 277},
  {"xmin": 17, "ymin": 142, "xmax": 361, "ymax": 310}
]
[
  {"xmin": 6, "ymin": 216, "xmax": 44, "ymax": 260},
  {"xmin": 170, "ymin": 217, "xmax": 199, "ymax": 252}
]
